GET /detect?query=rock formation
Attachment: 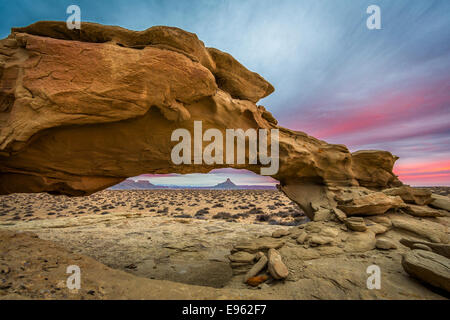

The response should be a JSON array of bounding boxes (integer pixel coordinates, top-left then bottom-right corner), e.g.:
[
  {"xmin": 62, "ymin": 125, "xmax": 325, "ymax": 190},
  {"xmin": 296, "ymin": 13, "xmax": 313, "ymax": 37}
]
[
  {"xmin": 1, "ymin": 21, "xmax": 449, "ymax": 300},
  {"xmin": 0, "ymin": 21, "xmax": 403, "ymax": 221}
]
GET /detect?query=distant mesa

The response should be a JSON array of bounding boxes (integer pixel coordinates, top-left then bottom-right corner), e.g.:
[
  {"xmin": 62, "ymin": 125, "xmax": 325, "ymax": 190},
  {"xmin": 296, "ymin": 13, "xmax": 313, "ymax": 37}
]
[
  {"xmin": 109, "ymin": 179, "xmax": 164, "ymax": 190},
  {"xmin": 109, "ymin": 178, "xmax": 275, "ymax": 190}
]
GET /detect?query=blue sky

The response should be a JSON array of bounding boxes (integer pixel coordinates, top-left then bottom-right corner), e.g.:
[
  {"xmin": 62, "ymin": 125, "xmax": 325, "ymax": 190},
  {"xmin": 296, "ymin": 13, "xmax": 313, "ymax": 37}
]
[{"xmin": 1, "ymin": 0, "xmax": 449, "ymax": 186}]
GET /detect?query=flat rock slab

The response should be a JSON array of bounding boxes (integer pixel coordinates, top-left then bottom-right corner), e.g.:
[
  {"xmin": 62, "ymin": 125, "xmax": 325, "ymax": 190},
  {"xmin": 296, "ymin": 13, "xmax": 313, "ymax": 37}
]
[
  {"xmin": 430, "ymin": 194, "xmax": 450, "ymax": 212},
  {"xmin": 402, "ymin": 250, "xmax": 450, "ymax": 293},
  {"xmin": 232, "ymin": 237, "xmax": 285, "ymax": 253},
  {"xmin": 338, "ymin": 193, "xmax": 405, "ymax": 216},
  {"xmin": 404, "ymin": 204, "xmax": 443, "ymax": 217},
  {"xmin": 400, "ymin": 238, "xmax": 450, "ymax": 259},
  {"xmin": 383, "ymin": 186, "xmax": 433, "ymax": 206},
  {"xmin": 390, "ymin": 214, "xmax": 449, "ymax": 244},
  {"xmin": 267, "ymin": 249, "xmax": 289, "ymax": 279}
]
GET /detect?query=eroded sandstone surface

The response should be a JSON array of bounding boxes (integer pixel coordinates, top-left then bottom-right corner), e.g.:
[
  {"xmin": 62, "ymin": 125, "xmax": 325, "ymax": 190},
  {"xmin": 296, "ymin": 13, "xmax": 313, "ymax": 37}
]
[
  {"xmin": 0, "ymin": 190, "xmax": 448, "ymax": 299},
  {"xmin": 0, "ymin": 22, "xmax": 449, "ymax": 299}
]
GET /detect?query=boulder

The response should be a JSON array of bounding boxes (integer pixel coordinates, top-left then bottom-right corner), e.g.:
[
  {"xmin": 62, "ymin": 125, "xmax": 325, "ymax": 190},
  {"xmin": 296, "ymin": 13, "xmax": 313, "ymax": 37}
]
[
  {"xmin": 338, "ymin": 193, "xmax": 405, "ymax": 216},
  {"xmin": 344, "ymin": 231, "xmax": 376, "ymax": 253},
  {"xmin": 429, "ymin": 194, "xmax": 450, "ymax": 212},
  {"xmin": 351, "ymin": 150, "xmax": 402, "ymax": 188},
  {"xmin": 383, "ymin": 186, "xmax": 433, "ymax": 205},
  {"xmin": 400, "ymin": 238, "xmax": 450, "ymax": 259},
  {"xmin": 390, "ymin": 215, "xmax": 449, "ymax": 244},
  {"xmin": 404, "ymin": 204, "xmax": 443, "ymax": 217},
  {"xmin": 402, "ymin": 250, "xmax": 450, "ymax": 293}
]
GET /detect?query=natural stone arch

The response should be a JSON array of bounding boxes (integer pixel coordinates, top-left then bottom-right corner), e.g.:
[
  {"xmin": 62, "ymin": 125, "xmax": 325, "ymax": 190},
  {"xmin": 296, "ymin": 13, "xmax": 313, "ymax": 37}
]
[{"xmin": 0, "ymin": 22, "xmax": 402, "ymax": 220}]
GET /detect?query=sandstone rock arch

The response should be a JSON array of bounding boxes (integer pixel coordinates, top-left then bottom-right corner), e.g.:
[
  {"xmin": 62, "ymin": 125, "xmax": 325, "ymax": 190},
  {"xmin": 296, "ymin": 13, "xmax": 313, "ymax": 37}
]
[{"xmin": 0, "ymin": 21, "xmax": 402, "ymax": 220}]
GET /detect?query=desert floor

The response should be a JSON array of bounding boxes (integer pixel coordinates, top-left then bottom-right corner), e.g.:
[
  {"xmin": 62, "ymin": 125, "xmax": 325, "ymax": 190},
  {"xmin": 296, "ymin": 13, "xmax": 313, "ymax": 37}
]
[{"xmin": 0, "ymin": 189, "xmax": 449, "ymax": 300}]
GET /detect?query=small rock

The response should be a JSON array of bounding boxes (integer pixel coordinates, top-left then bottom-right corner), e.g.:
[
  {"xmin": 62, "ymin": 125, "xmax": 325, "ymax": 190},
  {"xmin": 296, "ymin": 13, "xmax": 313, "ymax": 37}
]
[
  {"xmin": 228, "ymin": 251, "xmax": 256, "ymax": 263},
  {"xmin": 375, "ymin": 237, "xmax": 397, "ymax": 250},
  {"xmin": 345, "ymin": 217, "xmax": 367, "ymax": 232},
  {"xmin": 296, "ymin": 232, "xmax": 307, "ymax": 244},
  {"xmin": 332, "ymin": 208, "xmax": 347, "ymax": 222},
  {"xmin": 272, "ymin": 229, "xmax": 290, "ymax": 238},
  {"xmin": 246, "ymin": 275, "xmax": 269, "ymax": 287},
  {"xmin": 267, "ymin": 248, "xmax": 289, "ymax": 280},
  {"xmin": 309, "ymin": 235, "xmax": 333, "ymax": 246}
]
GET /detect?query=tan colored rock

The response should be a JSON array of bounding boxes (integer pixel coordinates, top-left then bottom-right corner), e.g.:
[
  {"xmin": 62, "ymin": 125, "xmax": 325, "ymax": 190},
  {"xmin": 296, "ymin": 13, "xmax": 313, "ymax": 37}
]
[
  {"xmin": 244, "ymin": 254, "xmax": 268, "ymax": 283},
  {"xmin": 375, "ymin": 237, "xmax": 397, "ymax": 250},
  {"xmin": 272, "ymin": 229, "xmax": 290, "ymax": 238},
  {"xmin": 402, "ymin": 250, "xmax": 450, "ymax": 293},
  {"xmin": 351, "ymin": 150, "xmax": 402, "ymax": 188},
  {"xmin": 383, "ymin": 186, "xmax": 433, "ymax": 205},
  {"xmin": 400, "ymin": 238, "xmax": 450, "ymax": 258},
  {"xmin": 344, "ymin": 231, "xmax": 376, "ymax": 253},
  {"xmin": 0, "ymin": 22, "xmax": 403, "ymax": 221},
  {"xmin": 366, "ymin": 222, "xmax": 388, "ymax": 235},
  {"xmin": 267, "ymin": 248, "xmax": 289, "ymax": 280},
  {"xmin": 332, "ymin": 208, "xmax": 347, "ymax": 222},
  {"xmin": 227, "ymin": 251, "xmax": 255, "ymax": 263},
  {"xmin": 345, "ymin": 217, "xmax": 367, "ymax": 232},
  {"xmin": 404, "ymin": 204, "xmax": 443, "ymax": 217},
  {"xmin": 232, "ymin": 237, "xmax": 285, "ymax": 254},
  {"xmin": 296, "ymin": 232, "xmax": 308, "ymax": 244},
  {"xmin": 338, "ymin": 193, "xmax": 405, "ymax": 216},
  {"xmin": 390, "ymin": 215, "xmax": 449, "ymax": 244},
  {"xmin": 429, "ymin": 194, "xmax": 450, "ymax": 212},
  {"xmin": 365, "ymin": 215, "xmax": 392, "ymax": 228},
  {"xmin": 207, "ymin": 47, "xmax": 274, "ymax": 103}
]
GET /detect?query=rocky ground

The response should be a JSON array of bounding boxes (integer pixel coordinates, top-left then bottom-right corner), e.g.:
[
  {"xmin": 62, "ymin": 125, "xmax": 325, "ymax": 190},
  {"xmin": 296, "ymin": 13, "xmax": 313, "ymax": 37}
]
[
  {"xmin": 0, "ymin": 190, "xmax": 307, "ymax": 226},
  {"xmin": 0, "ymin": 188, "xmax": 449, "ymax": 300}
]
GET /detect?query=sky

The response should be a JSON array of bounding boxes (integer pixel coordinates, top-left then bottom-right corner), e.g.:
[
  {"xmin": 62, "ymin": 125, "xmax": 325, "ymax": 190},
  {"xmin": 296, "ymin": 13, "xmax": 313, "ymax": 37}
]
[{"xmin": 0, "ymin": 0, "xmax": 449, "ymax": 186}]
